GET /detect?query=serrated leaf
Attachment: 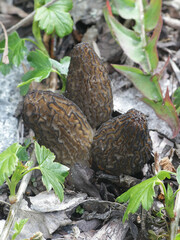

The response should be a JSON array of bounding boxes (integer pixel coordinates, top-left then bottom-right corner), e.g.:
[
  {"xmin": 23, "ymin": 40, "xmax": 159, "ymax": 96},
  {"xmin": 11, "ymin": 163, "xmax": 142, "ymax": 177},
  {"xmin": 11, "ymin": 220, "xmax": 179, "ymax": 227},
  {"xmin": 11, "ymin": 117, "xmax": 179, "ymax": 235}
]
[
  {"xmin": 12, "ymin": 218, "xmax": 28, "ymax": 240},
  {"xmin": 0, "ymin": 143, "xmax": 21, "ymax": 185},
  {"xmin": 112, "ymin": 65, "xmax": 163, "ymax": 101},
  {"xmin": 50, "ymin": 56, "xmax": 70, "ymax": 76},
  {"xmin": 116, "ymin": 175, "xmax": 161, "ymax": 222},
  {"xmin": 156, "ymin": 170, "xmax": 172, "ymax": 180},
  {"xmin": 27, "ymin": 49, "xmax": 52, "ymax": 69},
  {"xmin": 35, "ymin": 142, "xmax": 69, "ymax": 201},
  {"xmin": 17, "ymin": 146, "xmax": 29, "ymax": 162},
  {"xmin": 143, "ymin": 88, "xmax": 180, "ymax": 138},
  {"xmin": 0, "ymin": 32, "xmax": 27, "ymax": 75},
  {"xmin": 18, "ymin": 50, "xmax": 52, "ymax": 95},
  {"xmin": 177, "ymin": 166, "xmax": 180, "ymax": 185},
  {"xmin": 34, "ymin": 0, "xmax": 73, "ymax": 38}
]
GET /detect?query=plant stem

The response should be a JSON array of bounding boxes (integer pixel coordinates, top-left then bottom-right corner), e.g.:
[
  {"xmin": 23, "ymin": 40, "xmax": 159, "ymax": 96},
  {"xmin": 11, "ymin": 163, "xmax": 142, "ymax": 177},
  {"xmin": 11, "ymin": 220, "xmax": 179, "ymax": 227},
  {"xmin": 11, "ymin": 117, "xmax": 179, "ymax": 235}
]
[
  {"xmin": 170, "ymin": 186, "xmax": 180, "ymax": 240},
  {"xmin": 1, "ymin": 150, "xmax": 37, "ymax": 240},
  {"xmin": 23, "ymin": 38, "xmax": 43, "ymax": 49},
  {"xmin": 137, "ymin": 0, "xmax": 151, "ymax": 73}
]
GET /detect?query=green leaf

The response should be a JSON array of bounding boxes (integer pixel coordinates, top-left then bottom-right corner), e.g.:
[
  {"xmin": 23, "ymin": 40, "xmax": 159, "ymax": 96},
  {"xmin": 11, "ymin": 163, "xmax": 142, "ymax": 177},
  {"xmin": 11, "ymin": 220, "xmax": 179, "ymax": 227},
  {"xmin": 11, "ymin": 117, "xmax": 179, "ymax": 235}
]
[
  {"xmin": 112, "ymin": 65, "xmax": 163, "ymax": 101},
  {"xmin": 116, "ymin": 176, "xmax": 160, "ymax": 222},
  {"xmin": 34, "ymin": 0, "xmax": 73, "ymax": 38},
  {"xmin": 116, "ymin": 170, "xmax": 172, "ymax": 222},
  {"xmin": 35, "ymin": 142, "xmax": 69, "ymax": 201},
  {"xmin": 18, "ymin": 50, "xmax": 52, "ymax": 95},
  {"xmin": 143, "ymin": 89, "xmax": 180, "ymax": 138},
  {"xmin": 177, "ymin": 166, "xmax": 180, "ymax": 185},
  {"xmin": 173, "ymin": 87, "xmax": 180, "ymax": 114},
  {"xmin": 145, "ymin": 16, "xmax": 162, "ymax": 71},
  {"xmin": 104, "ymin": 0, "xmax": 162, "ymax": 73},
  {"xmin": 104, "ymin": 8, "xmax": 150, "ymax": 73},
  {"xmin": 144, "ymin": 0, "xmax": 162, "ymax": 31},
  {"xmin": 0, "ymin": 143, "xmax": 21, "ymax": 185},
  {"xmin": 11, "ymin": 218, "xmax": 28, "ymax": 240},
  {"xmin": 0, "ymin": 32, "xmax": 27, "ymax": 75},
  {"xmin": 50, "ymin": 56, "xmax": 70, "ymax": 76},
  {"xmin": 164, "ymin": 184, "xmax": 175, "ymax": 219},
  {"xmin": 16, "ymin": 147, "xmax": 29, "ymax": 162},
  {"xmin": 175, "ymin": 233, "xmax": 180, "ymax": 240},
  {"xmin": 156, "ymin": 170, "xmax": 172, "ymax": 180},
  {"xmin": 112, "ymin": 0, "xmax": 138, "ymax": 21}
]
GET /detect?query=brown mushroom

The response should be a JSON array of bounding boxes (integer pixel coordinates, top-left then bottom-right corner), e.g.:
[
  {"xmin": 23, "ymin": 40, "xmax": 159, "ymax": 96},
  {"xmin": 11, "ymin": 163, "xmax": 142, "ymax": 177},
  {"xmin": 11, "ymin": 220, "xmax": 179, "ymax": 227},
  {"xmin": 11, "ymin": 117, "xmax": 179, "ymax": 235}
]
[
  {"xmin": 90, "ymin": 109, "xmax": 152, "ymax": 176},
  {"xmin": 66, "ymin": 42, "xmax": 113, "ymax": 129},
  {"xmin": 23, "ymin": 90, "xmax": 94, "ymax": 167}
]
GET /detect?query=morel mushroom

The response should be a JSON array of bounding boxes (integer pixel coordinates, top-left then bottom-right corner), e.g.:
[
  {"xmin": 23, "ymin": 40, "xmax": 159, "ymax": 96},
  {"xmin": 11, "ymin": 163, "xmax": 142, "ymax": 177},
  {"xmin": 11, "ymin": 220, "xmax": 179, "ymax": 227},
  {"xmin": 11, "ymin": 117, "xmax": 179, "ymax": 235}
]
[
  {"xmin": 90, "ymin": 109, "xmax": 152, "ymax": 176},
  {"xmin": 66, "ymin": 42, "xmax": 113, "ymax": 129},
  {"xmin": 23, "ymin": 90, "xmax": 94, "ymax": 167}
]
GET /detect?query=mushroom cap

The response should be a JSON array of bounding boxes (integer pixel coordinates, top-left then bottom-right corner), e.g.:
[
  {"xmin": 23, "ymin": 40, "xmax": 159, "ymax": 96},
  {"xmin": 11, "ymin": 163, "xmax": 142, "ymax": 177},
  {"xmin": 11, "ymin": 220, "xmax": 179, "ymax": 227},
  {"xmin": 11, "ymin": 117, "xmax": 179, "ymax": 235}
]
[
  {"xmin": 23, "ymin": 90, "xmax": 94, "ymax": 167},
  {"xmin": 90, "ymin": 109, "xmax": 152, "ymax": 176},
  {"xmin": 66, "ymin": 42, "xmax": 113, "ymax": 129}
]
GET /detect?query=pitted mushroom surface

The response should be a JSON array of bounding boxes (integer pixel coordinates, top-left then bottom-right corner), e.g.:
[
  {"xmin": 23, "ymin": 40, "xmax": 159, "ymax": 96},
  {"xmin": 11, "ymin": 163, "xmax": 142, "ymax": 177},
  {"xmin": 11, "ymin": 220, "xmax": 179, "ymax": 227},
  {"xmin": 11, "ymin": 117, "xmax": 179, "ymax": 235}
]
[{"xmin": 23, "ymin": 43, "xmax": 152, "ymax": 176}]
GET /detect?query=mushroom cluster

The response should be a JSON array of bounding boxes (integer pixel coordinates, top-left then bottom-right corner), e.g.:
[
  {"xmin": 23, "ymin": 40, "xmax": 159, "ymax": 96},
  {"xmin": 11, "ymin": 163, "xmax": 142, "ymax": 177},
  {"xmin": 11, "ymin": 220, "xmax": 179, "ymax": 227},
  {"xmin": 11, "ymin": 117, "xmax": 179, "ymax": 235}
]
[{"xmin": 23, "ymin": 43, "xmax": 152, "ymax": 176}]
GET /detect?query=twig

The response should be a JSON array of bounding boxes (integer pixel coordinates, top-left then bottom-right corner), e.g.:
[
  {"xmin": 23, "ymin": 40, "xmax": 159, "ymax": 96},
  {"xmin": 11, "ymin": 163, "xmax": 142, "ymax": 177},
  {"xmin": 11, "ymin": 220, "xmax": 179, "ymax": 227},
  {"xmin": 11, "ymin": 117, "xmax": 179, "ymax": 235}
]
[
  {"xmin": 1, "ymin": 150, "xmax": 36, "ymax": 240},
  {"xmin": 0, "ymin": 21, "xmax": 9, "ymax": 64},
  {"xmin": 0, "ymin": 0, "xmax": 59, "ymax": 42}
]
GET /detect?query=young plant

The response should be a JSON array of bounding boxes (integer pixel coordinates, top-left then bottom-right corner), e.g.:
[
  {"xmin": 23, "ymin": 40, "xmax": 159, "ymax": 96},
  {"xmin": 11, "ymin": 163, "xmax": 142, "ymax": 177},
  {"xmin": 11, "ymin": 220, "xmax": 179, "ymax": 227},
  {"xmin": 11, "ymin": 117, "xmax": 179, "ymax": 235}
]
[
  {"xmin": 11, "ymin": 218, "xmax": 28, "ymax": 240},
  {"xmin": 104, "ymin": 0, "xmax": 180, "ymax": 137},
  {"xmin": 173, "ymin": 87, "xmax": 180, "ymax": 115},
  {"xmin": 116, "ymin": 168, "xmax": 180, "ymax": 238},
  {"xmin": 0, "ymin": 0, "xmax": 73, "ymax": 95},
  {"xmin": 0, "ymin": 141, "xmax": 69, "ymax": 203}
]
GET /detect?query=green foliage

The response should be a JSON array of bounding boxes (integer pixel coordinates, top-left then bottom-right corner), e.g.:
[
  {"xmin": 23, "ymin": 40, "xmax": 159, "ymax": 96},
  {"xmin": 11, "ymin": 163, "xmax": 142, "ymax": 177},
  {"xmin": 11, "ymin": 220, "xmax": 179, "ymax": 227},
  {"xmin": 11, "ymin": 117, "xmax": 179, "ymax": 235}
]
[
  {"xmin": 11, "ymin": 218, "xmax": 28, "ymax": 240},
  {"xmin": 116, "ymin": 170, "xmax": 178, "ymax": 223},
  {"xmin": 104, "ymin": 0, "xmax": 180, "ymax": 137},
  {"xmin": 18, "ymin": 50, "xmax": 52, "ymax": 95},
  {"xmin": 173, "ymin": 87, "xmax": 180, "ymax": 115},
  {"xmin": 0, "ymin": 141, "xmax": 69, "ymax": 202},
  {"xmin": 148, "ymin": 229, "xmax": 168, "ymax": 240},
  {"xmin": 34, "ymin": 0, "xmax": 73, "ymax": 37},
  {"xmin": 76, "ymin": 205, "xmax": 84, "ymax": 215},
  {"xmin": 177, "ymin": 166, "xmax": 180, "ymax": 184},
  {"xmin": 18, "ymin": 50, "xmax": 70, "ymax": 95},
  {"xmin": 50, "ymin": 56, "xmax": 70, "ymax": 92},
  {"xmin": 0, "ymin": 143, "xmax": 21, "ymax": 186},
  {"xmin": 0, "ymin": 0, "xmax": 73, "ymax": 94},
  {"xmin": 175, "ymin": 233, "xmax": 180, "ymax": 240},
  {"xmin": 35, "ymin": 142, "xmax": 69, "ymax": 201},
  {"xmin": 0, "ymin": 32, "xmax": 27, "ymax": 75}
]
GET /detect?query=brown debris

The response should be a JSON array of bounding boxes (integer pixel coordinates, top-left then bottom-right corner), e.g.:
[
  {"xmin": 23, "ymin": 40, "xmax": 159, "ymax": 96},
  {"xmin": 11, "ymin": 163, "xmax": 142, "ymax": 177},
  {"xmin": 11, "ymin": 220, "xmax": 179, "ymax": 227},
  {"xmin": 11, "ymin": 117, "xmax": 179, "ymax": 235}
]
[{"xmin": 159, "ymin": 157, "xmax": 176, "ymax": 172}]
